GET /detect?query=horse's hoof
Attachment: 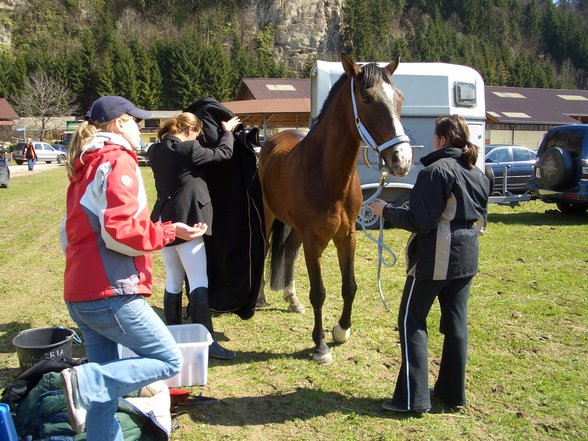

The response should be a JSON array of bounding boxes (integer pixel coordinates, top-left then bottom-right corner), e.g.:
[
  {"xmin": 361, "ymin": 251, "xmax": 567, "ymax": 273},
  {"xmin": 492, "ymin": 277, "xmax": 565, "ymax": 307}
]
[
  {"xmin": 312, "ymin": 350, "xmax": 333, "ymax": 364},
  {"xmin": 288, "ymin": 301, "xmax": 306, "ymax": 314},
  {"xmin": 255, "ymin": 297, "xmax": 269, "ymax": 308},
  {"xmin": 332, "ymin": 323, "xmax": 351, "ymax": 344}
]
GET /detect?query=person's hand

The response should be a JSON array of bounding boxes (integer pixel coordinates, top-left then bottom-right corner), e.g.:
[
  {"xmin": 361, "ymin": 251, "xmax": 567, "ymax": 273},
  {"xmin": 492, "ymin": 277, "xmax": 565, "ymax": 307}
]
[
  {"xmin": 221, "ymin": 116, "xmax": 241, "ymax": 133},
  {"xmin": 173, "ymin": 222, "xmax": 208, "ymax": 240},
  {"xmin": 369, "ymin": 198, "xmax": 387, "ymax": 217}
]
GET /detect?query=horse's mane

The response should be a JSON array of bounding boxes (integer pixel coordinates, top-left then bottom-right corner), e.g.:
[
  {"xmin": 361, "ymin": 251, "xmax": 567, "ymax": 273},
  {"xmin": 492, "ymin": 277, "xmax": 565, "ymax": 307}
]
[{"xmin": 310, "ymin": 62, "xmax": 392, "ymax": 130}]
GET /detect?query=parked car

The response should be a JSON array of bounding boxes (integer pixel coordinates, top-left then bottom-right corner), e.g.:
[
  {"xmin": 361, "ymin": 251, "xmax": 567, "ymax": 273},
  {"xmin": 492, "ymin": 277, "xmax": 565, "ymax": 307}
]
[
  {"xmin": 52, "ymin": 144, "xmax": 68, "ymax": 153},
  {"xmin": 530, "ymin": 124, "xmax": 588, "ymax": 215},
  {"xmin": 484, "ymin": 144, "xmax": 503, "ymax": 156},
  {"xmin": 12, "ymin": 141, "xmax": 66, "ymax": 165},
  {"xmin": 484, "ymin": 145, "xmax": 536, "ymax": 194},
  {"xmin": 136, "ymin": 144, "xmax": 150, "ymax": 166}
]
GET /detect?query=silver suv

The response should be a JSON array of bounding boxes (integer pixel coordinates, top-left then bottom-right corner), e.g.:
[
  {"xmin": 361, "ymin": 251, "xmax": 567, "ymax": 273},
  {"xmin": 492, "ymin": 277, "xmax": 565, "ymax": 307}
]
[
  {"xmin": 530, "ymin": 124, "xmax": 588, "ymax": 215},
  {"xmin": 12, "ymin": 141, "xmax": 66, "ymax": 165}
]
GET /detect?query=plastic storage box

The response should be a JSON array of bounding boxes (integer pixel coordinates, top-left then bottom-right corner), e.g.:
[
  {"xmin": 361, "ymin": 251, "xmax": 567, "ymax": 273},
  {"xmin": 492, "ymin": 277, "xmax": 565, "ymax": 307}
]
[
  {"xmin": 119, "ymin": 324, "xmax": 213, "ymax": 387},
  {"xmin": 0, "ymin": 403, "xmax": 18, "ymax": 441}
]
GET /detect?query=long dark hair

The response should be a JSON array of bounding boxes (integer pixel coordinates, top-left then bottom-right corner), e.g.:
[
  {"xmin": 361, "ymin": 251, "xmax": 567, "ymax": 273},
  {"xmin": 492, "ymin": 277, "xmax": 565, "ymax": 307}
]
[{"xmin": 434, "ymin": 114, "xmax": 478, "ymax": 169}]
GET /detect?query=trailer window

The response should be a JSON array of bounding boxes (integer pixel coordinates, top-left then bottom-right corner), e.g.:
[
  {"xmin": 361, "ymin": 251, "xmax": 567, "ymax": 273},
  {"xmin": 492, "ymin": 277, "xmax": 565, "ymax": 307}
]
[{"xmin": 454, "ymin": 82, "xmax": 476, "ymax": 107}]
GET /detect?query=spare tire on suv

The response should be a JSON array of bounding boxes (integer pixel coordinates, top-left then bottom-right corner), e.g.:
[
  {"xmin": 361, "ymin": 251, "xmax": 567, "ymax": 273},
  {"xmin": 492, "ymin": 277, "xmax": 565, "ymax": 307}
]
[{"xmin": 537, "ymin": 147, "xmax": 575, "ymax": 190}]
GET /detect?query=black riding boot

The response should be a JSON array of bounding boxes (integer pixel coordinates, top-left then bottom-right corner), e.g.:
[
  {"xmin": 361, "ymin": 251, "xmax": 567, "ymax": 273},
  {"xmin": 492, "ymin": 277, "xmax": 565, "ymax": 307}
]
[
  {"xmin": 164, "ymin": 290, "xmax": 182, "ymax": 325},
  {"xmin": 188, "ymin": 287, "xmax": 236, "ymax": 360}
]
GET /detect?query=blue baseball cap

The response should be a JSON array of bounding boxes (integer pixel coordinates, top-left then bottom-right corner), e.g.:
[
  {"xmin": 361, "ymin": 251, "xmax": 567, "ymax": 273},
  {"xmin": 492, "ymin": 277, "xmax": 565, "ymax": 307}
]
[{"xmin": 85, "ymin": 96, "xmax": 151, "ymax": 123}]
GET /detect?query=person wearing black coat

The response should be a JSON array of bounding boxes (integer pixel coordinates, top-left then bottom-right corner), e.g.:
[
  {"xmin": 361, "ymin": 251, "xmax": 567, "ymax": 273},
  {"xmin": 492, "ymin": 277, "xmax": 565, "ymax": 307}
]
[
  {"xmin": 148, "ymin": 111, "xmax": 241, "ymax": 360},
  {"xmin": 370, "ymin": 114, "xmax": 490, "ymax": 413},
  {"xmin": 184, "ymin": 98, "xmax": 265, "ymax": 320}
]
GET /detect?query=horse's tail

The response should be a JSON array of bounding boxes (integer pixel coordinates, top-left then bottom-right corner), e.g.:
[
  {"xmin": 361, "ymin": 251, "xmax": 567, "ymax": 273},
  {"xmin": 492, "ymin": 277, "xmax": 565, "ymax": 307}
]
[{"xmin": 268, "ymin": 219, "xmax": 295, "ymax": 290}]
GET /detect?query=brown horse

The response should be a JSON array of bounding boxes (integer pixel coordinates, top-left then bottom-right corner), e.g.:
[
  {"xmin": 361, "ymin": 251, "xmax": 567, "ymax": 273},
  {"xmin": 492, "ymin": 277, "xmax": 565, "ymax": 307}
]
[{"xmin": 257, "ymin": 53, "xmax": 412, "ymax": 363}]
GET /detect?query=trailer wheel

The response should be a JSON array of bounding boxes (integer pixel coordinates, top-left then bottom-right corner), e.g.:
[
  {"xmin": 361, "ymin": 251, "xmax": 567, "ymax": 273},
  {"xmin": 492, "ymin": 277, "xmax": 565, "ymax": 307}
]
[
  {"xmin": 356, "ymin": 192, "xmax": 409, "ymax": 230},
  {"xmin": 484, "ymin": 164, "xmax": 495, "ymax": 195},
  {"xmin": 357, "ymin": 204, "xmax": 380, "ymax": 230}
]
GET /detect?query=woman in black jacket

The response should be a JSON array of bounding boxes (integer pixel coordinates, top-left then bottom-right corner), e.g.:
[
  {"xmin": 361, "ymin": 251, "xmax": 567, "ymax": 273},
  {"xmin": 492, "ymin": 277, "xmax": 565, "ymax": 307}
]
[
  {"xmin": 148, "ymin": 111, "xmax": 241, "ymax": 360},
  {"xmin": 370, "ymin": 114, "xmax": 490, "ymax": 413}
]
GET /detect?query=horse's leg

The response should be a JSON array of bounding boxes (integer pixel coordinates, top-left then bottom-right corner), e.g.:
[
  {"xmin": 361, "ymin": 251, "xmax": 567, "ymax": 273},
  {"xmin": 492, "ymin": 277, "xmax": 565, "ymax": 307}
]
[
  {"xmin": 256, "ymin": 208, "xmax": 275, "ymax": 308},
  {"xmin": 255, "ymin": 267, "xmax": 269, "ymax": 308},
  {"xmin": 303, "ymin": 241, "xmax": 332, "ymax": 364},
  {"xmin": 282, "ymin": 231, "xmax": 304, "ymax": 313},
  {"xmin": 332, "ymin": 230, "xmax": 358, "ymax": 344}
]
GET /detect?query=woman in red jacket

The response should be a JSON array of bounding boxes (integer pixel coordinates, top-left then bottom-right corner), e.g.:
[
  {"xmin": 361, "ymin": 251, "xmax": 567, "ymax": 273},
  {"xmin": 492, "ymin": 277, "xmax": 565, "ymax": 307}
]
[
  {"xmin": 24, "ymin": 138, "xmax": 37, "ymax": 171},
  {"xmin": 59, "ymin": 96, "xmax": 206, "ymax": 441}
]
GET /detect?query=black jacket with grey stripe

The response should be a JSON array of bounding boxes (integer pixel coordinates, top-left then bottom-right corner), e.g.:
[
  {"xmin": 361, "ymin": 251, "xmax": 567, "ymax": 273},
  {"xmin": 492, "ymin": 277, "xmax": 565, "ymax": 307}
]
[{"xmin": 383, "ymin": 147, "xmax": 490, "ymax": 280}]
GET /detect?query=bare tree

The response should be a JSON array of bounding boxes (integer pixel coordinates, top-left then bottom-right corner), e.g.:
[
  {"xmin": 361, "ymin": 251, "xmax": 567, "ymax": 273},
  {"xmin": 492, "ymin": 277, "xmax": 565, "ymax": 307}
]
[{"xmin": 12, "ymin": 71, "xmax": 78, "ymax": 141}]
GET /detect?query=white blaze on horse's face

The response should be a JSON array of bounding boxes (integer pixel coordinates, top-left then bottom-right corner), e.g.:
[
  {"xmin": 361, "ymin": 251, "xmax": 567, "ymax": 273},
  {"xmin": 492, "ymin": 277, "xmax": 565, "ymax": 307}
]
[{"xmin": 381, "ymin": 82, "xmax": 412, "ymax": 177}]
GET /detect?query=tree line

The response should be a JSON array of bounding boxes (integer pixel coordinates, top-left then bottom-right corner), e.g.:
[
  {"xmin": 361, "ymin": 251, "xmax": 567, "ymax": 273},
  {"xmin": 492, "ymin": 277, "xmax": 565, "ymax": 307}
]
[{"xmin": 0, "ymin": 0, "xmax": 586, "ymax": 118}]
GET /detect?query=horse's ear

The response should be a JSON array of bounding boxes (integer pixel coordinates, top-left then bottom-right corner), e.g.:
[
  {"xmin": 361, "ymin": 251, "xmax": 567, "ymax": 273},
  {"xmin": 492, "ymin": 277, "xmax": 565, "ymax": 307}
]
[
  {"xmin": 385, "ymin": 55, "xmax": 400, "ymax": 75},
  {"xmin": 341, "ymin": 52, "xmax": 361, "ymax": 77}
]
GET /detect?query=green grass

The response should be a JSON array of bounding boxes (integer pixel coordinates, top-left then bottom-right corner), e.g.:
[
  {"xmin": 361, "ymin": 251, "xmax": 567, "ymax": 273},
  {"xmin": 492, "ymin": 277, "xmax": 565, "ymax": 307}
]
[{"xmin": 1, "ymin": 165, "xmax": 587, "ymax": 440}]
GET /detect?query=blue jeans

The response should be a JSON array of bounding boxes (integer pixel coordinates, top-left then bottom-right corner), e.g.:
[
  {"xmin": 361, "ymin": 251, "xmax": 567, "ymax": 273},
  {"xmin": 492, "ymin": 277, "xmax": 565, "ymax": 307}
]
[
  {"xmin": 27, "ymin": 158, "xmax": 36, "ymax": 170},
  {"xmin": 66, "ymin": 295, "xmax": 182, "ymax": 441}
]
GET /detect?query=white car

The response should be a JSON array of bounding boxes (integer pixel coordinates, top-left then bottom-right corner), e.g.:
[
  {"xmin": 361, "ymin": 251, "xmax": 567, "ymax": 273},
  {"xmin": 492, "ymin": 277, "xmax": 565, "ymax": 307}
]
[{"xmin": 12, "ymin": 141, "xmax": 66, "ymax": 165}]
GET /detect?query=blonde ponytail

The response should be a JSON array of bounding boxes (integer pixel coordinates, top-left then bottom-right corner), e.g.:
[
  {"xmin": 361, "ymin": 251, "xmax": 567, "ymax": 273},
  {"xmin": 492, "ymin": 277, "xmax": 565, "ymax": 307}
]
[
  {"xmin": 66, "ymin": 121, "xmax": 98, "ymax": 178},
  {"xmin": 158, "ymin": 112, "xmax": 202, "ymax": 139},
  {"xmin": 66, "ymin": 117, "xmax": 127, "ymax": 178}
]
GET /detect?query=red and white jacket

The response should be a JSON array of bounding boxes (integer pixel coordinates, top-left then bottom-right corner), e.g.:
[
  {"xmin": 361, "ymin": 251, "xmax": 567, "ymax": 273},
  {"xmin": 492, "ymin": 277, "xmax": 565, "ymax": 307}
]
[{"xmin": 61, "ymin": 133, "xmax": 176, "ymax": 302}]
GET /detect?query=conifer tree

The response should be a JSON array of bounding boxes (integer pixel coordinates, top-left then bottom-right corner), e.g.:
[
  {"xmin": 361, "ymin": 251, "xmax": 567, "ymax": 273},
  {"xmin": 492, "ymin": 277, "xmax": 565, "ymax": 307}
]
[
  {"xmin": 77, "ymin": 32, "xmax": 99, "ymax": 113},
  {"xmin": 200, "ymin": 39, "xmax": 233, "ymax": 102},
  {"xmin": 112, "ymin": 42, "xmax": 139, "ymax": 104},
  {"xmin": 95, "ymin": 55, "xmax": 116, "ymax": 97},
  {"xmin": 230, "ymin": 36, "xmax": 258, "ymax": 91},
  {"xmin": 130, "ymin": 40, "xmax": 162, "ymax": 110},
  {"xmin": 0, "ymin": 51, "xmax": 26, "ymax": 99},
  {"xmin": 159, "ymin": 33, "xmax": 204, "ymax": 109}
]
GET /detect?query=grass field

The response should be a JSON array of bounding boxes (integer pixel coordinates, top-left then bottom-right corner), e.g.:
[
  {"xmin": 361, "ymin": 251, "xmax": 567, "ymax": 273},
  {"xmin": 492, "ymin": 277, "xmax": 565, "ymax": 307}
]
[{"xmin": 0, "ymin": 165, "xmax": 586, "ymax": 440}]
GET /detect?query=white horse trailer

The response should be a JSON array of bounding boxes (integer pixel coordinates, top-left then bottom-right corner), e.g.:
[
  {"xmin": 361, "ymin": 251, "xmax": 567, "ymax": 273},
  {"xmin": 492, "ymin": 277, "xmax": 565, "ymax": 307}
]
[{"xmin": 311, "ymin": 60, "xmax": 487, "ymax": 227}]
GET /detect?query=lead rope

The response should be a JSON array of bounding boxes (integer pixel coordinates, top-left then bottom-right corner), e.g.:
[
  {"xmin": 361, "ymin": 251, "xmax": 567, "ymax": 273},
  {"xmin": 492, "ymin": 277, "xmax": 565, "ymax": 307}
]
[{"xmin": 358, "ymin": 170, "xmax": 397, "ymax": 311}]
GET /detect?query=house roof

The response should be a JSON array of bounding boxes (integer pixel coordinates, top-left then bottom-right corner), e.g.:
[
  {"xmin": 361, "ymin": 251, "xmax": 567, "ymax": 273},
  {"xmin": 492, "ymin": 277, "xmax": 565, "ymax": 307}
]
[
  {"xmin": 223, "ymin": 98, "xmax": 310, "ymax": 131},
  {"xmin": 235, "ymin": 78, "xmax": 311, "ymax": 101},
  {"xmin": 485, "ymin": 86, "xmax": 588, "ymax": 125},
  {"xmin": 0, "ymin": 98, "xmax": 19, "ymax": 121},
  {"xmin": 223, "ymin": 98, "xmax": 310, "ymax": 114},
  {"xmin": 232, "ymin": 79, "xmax": 588, "ymax": 128}
]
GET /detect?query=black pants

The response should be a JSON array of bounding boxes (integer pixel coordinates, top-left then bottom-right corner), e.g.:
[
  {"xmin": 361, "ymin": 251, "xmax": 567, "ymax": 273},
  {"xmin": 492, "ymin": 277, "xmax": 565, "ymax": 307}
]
[{"xmin": 390, "ymin": 275, "xmax": 473, "ymax": 410}]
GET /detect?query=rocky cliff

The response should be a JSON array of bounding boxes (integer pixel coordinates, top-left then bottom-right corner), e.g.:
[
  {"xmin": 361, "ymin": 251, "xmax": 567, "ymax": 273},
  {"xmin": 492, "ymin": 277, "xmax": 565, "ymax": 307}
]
[
  {"xmin": 0, "ymin": 1, "xmax": 25, "ymax": 45},
  {"xmin": 247, "ymin": 0, "xmax": 344, "ymax": 69}
]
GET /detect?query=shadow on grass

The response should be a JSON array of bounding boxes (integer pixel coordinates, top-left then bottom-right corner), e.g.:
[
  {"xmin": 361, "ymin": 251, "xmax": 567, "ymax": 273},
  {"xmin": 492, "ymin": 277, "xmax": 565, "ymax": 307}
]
[
  {"xmin": 208, "ymin": 347, "xmax": 322, "ymax": 368},
  {"xmin": 0, "ymin": 321, "xmax": 35, "ymax": 385},
  {"xmin": 0, "ymin": 321, "xmax": 33, "ymax": 354},
  {"xmin": 489, "ymin": 209, "xmax": 587, "ymax": 225},
  {"xmin": 174, "ymin": 387, "xmax": 429, "ymax": 425}
]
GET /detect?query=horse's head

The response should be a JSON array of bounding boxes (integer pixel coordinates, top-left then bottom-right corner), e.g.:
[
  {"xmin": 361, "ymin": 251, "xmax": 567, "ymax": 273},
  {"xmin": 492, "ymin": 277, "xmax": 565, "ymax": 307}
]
[{"xmin": 342, "ymin": 53, "xmax": 412, "ymax": 177}]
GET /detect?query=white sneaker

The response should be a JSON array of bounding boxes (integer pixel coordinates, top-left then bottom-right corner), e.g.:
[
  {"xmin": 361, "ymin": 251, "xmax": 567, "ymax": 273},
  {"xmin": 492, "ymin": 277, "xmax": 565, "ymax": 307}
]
[{"xmin": 60, "ymin": 368, "xmax": 87, "ymax": 433}]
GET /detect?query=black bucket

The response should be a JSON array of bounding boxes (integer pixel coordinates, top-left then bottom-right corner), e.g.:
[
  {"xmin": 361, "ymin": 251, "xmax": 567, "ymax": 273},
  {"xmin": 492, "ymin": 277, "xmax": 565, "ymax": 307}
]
[{"xmin": 12, "ymin": 327, "xmax": 77, "ymax": 371}]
